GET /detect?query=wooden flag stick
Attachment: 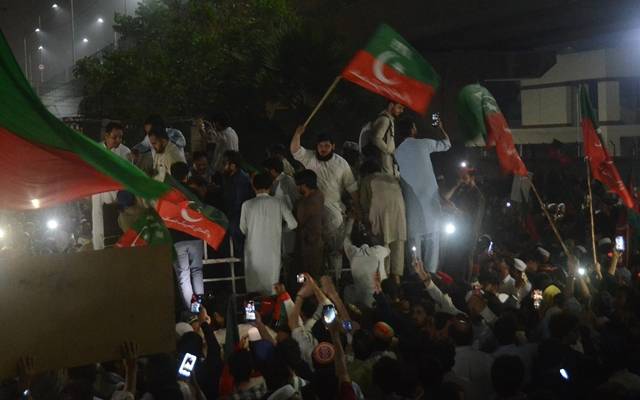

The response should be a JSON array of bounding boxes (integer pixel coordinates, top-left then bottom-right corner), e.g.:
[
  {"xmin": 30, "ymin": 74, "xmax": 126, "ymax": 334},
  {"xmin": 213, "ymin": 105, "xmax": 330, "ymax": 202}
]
[
  {"xmin": 529, "ymin": 179, "xmax": 571, "ymax": 257},
  {"xmin": 303, "ymin": 76, "xmax": 342, "ymax": 129},
  {"xmin": 586, "ymin": 160, "xmax": 598, "ymax": 267}
]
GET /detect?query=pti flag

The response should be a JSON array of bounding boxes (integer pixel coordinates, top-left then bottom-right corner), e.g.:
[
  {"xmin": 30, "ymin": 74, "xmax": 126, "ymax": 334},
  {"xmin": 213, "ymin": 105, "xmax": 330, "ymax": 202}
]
[
  {"xmin": 457, "ymin": 84, "xmax": 528, "ymax": 176},
  {"xmin": 580, "ymin": 85, "xmax": 634, "ymax": 208},
  {"xmin": 341, "ymin": 24, "xmax": 440, "ymax": 115},
  {"xmin": 0, "ymin": 30, "xmax": 168, "ymax": 210},
  {"xmin": 156, "ymin": 175, "xmax": 228, "ymax": 250},
  {"xmin": 115, "ymin": 209, "xmax": 171, "ymax": 248}
]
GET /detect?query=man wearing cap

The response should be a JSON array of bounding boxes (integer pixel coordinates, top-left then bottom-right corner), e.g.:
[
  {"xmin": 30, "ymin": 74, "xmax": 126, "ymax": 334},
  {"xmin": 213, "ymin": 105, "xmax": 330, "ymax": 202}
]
[
  {"xmin": 498, "ymin": 257, "xmax": 532, "ymax": 304},
  {"xmin": 291, "ymin": 126, "xmax": 359, "ymax": 280}
]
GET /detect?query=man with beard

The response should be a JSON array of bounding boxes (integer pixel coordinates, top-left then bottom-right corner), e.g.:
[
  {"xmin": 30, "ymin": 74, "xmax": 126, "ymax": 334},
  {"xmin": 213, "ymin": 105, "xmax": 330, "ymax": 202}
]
[
  {"xmin": 291, "ymin": 126, "xmax": 359, "ymax": 281},
  {"xmin": 367, "ymin": 102, "xmax": 405, "ymax": 176}
]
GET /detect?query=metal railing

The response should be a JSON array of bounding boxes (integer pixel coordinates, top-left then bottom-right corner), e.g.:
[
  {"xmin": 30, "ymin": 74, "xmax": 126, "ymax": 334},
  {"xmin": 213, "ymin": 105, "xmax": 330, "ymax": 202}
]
[{"xmin": 202, "ymin": 238, "xmax": 243, "ymax": 294}]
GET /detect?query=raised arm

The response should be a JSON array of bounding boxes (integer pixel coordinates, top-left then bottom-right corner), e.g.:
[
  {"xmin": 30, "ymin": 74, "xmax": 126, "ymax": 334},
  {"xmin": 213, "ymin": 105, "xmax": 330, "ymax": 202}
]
[{"xmin": 290, "ymin": 125, "xmax": 305, "ymax": 155}]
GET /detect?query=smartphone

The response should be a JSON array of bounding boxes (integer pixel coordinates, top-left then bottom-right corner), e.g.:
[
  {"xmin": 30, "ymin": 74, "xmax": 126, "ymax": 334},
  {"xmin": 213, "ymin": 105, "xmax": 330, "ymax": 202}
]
[
  {"xmin": 178, "ymin": 353, "xmax": 197, "ymax": 379},
  {"xmin": 431, "ymin": 112, "xmax": 440, "ymax": 127},
  {"xmin": 411, "ymin": 246, "xmax": 418, "ymax": 261},
  {"xmin": 190, "ymin": 294, "xmax": 204, "ymax": 314},
  {"xmin": 245, "ymin": 300, "xmax": 256, "ymax": 321},
  {"xmin": 297, "ymin": 273, "xmax": 305, "ymax": 284},
  {"xmin": 578, "ymin": 267, "xmax": 586, "ymax": 276},
  {"xmin": 323, "ymin": 304, "xmax": 337, "ymax": 325},
  {"xmin": 615, "ymin": 235, "xmax": 625, "ymax": 252},
  {"xmin": 559, "ymin": 368, "xmax": 569, "ymax": 381},
  {"xmin": 532, "ymin": 289, "xmax": 543, "ymax": 310},
  {"xmin": 487, "ymin": 241, "xmax": 494, "ymax": 256},
  {"xmin": 343, "ymin": 320, "xmax": 353, "ymax": 332}
]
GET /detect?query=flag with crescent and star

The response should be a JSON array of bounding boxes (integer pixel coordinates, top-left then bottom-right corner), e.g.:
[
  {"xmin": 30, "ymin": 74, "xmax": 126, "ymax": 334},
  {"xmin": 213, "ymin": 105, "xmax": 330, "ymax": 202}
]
[
  {"xmin": 580, "ymin": 85, "xmax": 634, "ymax": 209},
  {"xmin": 115, "ymin": 208, "xmax": 171, "ymax": 248},
  {"xmin": 457, "ymin": 84, "xmax": 528, "ymax": 176},
  {"xmin": 156, "ymin": 175, "xmax": 229, "ymax": 250},
  {"xmin": 341, "ymin": 24, "xmax": 440, "ymax": 115}
]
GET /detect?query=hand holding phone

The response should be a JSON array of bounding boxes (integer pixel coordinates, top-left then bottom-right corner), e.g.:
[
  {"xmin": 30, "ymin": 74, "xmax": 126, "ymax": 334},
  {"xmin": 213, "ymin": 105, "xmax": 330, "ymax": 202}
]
[
  {"xmin": 178, "ymin": 353, "xmax": 197, "ymax": 379},
  {"xmin": 615, "ymin": 236, "xmax": 625, "ymax": 252},
  {"xmin": 431, "ymin": 112, "xmax": 440, "ymax": 127},
  {"xmin": 322, "ymin": 304, "xmax": 337, "ymax": 325},
  {"xmin": 532, "ymin": 289, "xmax": 543, "ymax": 309},
  {"xmin": 245, "ymin": 301, "xmax": 256, "ymax": 322},
  {"xmin": 190, "ymin": 294, "xmax": 204, "ymax": 314},
  {"xmin": 297, "ymin": 273, "xmax": 305, "ymax": 284}
]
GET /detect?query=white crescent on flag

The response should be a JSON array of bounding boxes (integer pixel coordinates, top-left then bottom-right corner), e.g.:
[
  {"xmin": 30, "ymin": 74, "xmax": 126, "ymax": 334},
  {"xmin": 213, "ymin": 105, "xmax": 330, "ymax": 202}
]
[
  {"xmin": 373, "ymin": 51, "xmax": 400, "ymax": 85},
  {"xmin": 180, "ymin": 202, "xmax": 204, "ymax": 223}
]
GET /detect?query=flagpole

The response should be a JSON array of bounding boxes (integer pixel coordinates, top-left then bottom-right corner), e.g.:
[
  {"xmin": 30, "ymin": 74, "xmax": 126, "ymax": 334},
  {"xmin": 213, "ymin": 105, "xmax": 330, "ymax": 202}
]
[
  {"xmin": 303, "ymin": 76, "xmax": 342, "ymax": 129},
  {"xmin": 586, "ymin": 160, "xmax": 598, "ymax": 267},
  {"xmin": 529, "ymin": 180, "xmax": 570, "ymax": 257}
]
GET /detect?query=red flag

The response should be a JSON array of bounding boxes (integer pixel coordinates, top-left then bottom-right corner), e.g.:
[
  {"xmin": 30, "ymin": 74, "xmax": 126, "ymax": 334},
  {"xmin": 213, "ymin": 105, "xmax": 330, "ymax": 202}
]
[
  {"xmin": 580, "ymin": 86, "xmax": 634, "ymax": 208},
  {"xmin": 156, "ymin": 176, "xmax": 228, "ymax": 250},
  {"xmin": 341, "ymin": 24, "xmax": 440, "ymax": 114},
  {"xmin": 457, "ymin": 84, "xmax": 528, "ymax": 176}
]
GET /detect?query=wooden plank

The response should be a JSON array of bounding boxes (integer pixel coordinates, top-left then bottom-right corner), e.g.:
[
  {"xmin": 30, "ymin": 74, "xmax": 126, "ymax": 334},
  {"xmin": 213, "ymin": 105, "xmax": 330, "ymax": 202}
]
[{"xmin": 0, "ymin": 245, "xmax": 175, "ymax": 379}]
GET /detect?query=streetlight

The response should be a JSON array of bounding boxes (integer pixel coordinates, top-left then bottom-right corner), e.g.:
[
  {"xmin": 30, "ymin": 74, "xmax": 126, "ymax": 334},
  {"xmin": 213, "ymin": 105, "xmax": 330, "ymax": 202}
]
[
  {"xmin": 82, "ymin": 37, "xmax": 89, "ymax": 43},
  {"xmin": 51, "ymin": 3, "xmax": 58, "ymax": 8},
  {"xmin": 38, "ymin": 45, "xmax": 43, "ymax": 50},
  {"xmin": 97, "ymin": 17, "xmax": 104, "ymax": 24},
  {"xmin": 34, "ymin": 28, "xmax": 40, "ymax": 33}
]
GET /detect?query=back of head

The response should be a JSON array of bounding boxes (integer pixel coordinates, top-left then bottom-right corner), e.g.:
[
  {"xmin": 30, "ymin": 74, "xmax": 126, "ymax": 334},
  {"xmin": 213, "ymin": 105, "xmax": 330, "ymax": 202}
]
[
  {"xmin": 177, "ymin": 331, "xmax": 204, "ymax": 358},
  {"xmin": 493, "ymin": 314, "xmax": 518, "ymax": 346},
  {"xmin": 491, "ymin": 355, "xmax": 525, "ymax": 397},
  {"xmin": 352, "ymin": 329, "xmax": 374, "ymax": 360},
  {"xmin": 148, "ymin": 121, "xmax": 168, "ymax": 140},
  {"xmin": 448, "ymin": 318, "xmax": 474, "ymax": 347},
  {"xmin": 253, "ymin": 172, "xmax": 273, "ymax": 191},
  {"xmin": 294, "ymin": 169, "xmax": 318, "ymax": 189},
  {"xmin": 145, "ymin": 353, "xmax": 180, "ymax": 397},
  {"xmin": 262, "ymin": 157, "xmax": 284, "ymax": 174},
  {"xmin": 315, "ymin": 132, "xmax": 334, "ymax": 145},
  {"xmin": 192, "ymin": 150, "xmax": 207, "ymax": 162},
  {"xmin": 212, "ymin": 111, "xmax": 230, "ymax": 128},
  {"xmin": 170, "ymin": 162, "xmax": 189, "ymax": 182},
  {"xmin": 359, "ymin": 158, "xmax": 381, "ymax": 178},
  {"xmin": 395, "ymin": 118, "xmax": 415, "ymax": 144},
  {"xmin": 263, "ymin": 348, "xmax": 292, "ymax": 393},
  {"xmin": 144, "ymin": 114, "xmax": 164, "ymax": 127},
  {"xmin": 549, "ymin": 311, "xmax": 579, "ymax": 342},
  {"xmin": 223, "ymin": 150, "xmax": 242, "ymax": 168},
  {"xmin": 267, "ymin": 143, "xmax": 287, "ymax": 158},
  {"xmin": 229, "ymin": 350, "xmax": 253, "ymax": 383},
  {"xmin": 310, "ymin": 366, "xmax": 339, "ymax": 400}
]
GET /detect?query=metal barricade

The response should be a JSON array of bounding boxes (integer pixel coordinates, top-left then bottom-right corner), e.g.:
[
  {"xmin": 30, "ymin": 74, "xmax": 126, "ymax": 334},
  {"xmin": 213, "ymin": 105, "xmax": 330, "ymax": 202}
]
[{"xmin": 202, "ymin": 237, "xmax": 242, "ymax": 294}]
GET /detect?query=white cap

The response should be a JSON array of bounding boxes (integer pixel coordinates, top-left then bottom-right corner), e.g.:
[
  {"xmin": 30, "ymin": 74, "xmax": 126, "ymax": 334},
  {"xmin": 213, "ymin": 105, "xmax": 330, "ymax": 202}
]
[
  {"xmin": 598, "ymin": 238, "xmax": 612, "ymax": 247},
  {"xmin": 513, "ymin": 258, "xmax": 527, "ymax": 272},
  {"xmin": 575, "ymin": 245, "xmax": 587, "ymax": 254},
  {"xmin": 175, "ymin": 322, "xmax": 194, "ymax": 338},
  {"xmin": 248, "ymin": 327, "xmax": 262, "ymax": 342},
  {"xmin": 537, "ymin": 247, "xmax": 550, "ymax": 258}
]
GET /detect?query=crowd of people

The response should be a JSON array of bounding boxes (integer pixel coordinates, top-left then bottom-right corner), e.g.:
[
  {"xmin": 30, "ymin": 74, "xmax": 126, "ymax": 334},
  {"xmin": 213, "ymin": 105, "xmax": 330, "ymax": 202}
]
[{"xmin": 8, "ymin": 101, "xmax": 640, "ymax": 400}]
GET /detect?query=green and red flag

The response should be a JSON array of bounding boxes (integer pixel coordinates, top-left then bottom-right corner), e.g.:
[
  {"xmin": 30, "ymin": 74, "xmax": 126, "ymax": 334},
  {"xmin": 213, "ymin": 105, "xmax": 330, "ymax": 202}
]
[
  {"xmin": 341, "ymin": 24, "xmax": 440, "ymax": 115},
  {"xmin": 0, "ymin": 31, "xmax": 168, "ymax": 210},
  {"xmin": 457, "ymin": 84, "xmax": 528, "ymax": 176},
  {"xmin": 580, "ymin": 85, "xmax": 634, "ymax": 209},
  {"xmin": 156, "ymin": 175, "xmax": 228, "ymax": 250},
  {"xmin": 115, "ymin": 208, "xmax": 171, "ymax": 248}
]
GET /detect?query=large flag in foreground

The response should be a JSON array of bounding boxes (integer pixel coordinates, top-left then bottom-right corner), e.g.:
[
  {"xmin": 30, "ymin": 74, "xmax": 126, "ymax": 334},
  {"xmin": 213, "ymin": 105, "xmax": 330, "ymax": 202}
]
[
  {"xmin": 457, "ymin": 84, "xmax": 528, "ymax": 176},
  {"xmin": 0, "ymin": 31, "xmax": 168, "ymax": 210},
  {"xmin": 580, "ymin": 85, "xmax": 633, "ymax": 208},
  {"xmin": 115, "ymin": 209, "xmax": 171, "ymax": 248},
  {"xmin": 156, "ymin": 175, "xmax": 228, "ymax": 250},
  {"xmin": 341, "ymin": 24, "xmax": 440, "ymax": 115}
]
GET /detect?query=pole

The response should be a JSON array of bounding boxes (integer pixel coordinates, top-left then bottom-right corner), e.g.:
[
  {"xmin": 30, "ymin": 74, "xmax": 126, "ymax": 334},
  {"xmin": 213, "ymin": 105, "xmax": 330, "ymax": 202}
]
[
  {"xmin": 529, "ymin": 179, "xmax": 570, "ymax": 257},
  {"xmin": 586, "ymin": 160, "xmax": 597, "ymax": 266},
  {"xmin": 70, "ymin": 0, "xmax": 76, "ymax": 63},
  {"xmin": 23, "ymin": 36, "xmax": 28, "ymax": 77},
  {"xmin": 38, "ymin": 16, "xmax": 43, "ymax": 85},
  {"xmin": 124, "ymin": 0, "xmax": 128, "ymax": 15},
  {"xmin": 303, "ymin": 76, "xmax": 341, "ymax": 129}
]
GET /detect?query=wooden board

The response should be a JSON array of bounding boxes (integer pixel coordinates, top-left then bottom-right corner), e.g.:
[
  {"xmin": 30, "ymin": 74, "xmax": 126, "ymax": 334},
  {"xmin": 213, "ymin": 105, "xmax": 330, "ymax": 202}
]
[{"xmin": 0, "ymin": 245, "xmax": 175, "ymax": 379}]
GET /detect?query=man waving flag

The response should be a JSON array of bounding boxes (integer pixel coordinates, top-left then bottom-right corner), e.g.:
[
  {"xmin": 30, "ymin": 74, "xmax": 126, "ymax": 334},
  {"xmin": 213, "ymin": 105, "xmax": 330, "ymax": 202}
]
[
  {"xmin": 341, "ymin": 24, "xmax": 440, "ymax": 115},
  {"xmin": 580, "ymin": 85, "xmax": 634, "ymax": 208}
]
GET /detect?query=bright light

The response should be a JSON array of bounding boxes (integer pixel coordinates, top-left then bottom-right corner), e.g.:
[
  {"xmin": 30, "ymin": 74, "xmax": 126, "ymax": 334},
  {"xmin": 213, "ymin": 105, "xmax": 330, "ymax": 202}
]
[
  {"xmin": 460, "ymin": 161, "xmax": 468, "ymax": 168},
  {"xmin": 38, "ymin": 45, "xmax": 43, "ymax": 50},
  {"xmin": 31, "ymin": 198, "xmax": 40, "ymax": 208},
  {"xmin": 560, "ymin": 368, "xmax": 569, "ymax": 380},
  {"xmin": 578, "ymin": 267, "xmax": 586, "ymax": 276},
  {"xmin": 97, "ymin": 17, "xmax": 104, "ymax": 24},
  {"xmin": 35, "ymin": 28, "xmax": 40, "ymax": 33},
  {"xmin": 411, "ymin": 246, "xmax": 417, "ymax": 252},
  {"xmin": 0, "ymin": 228, "xmax": 5, "ymax": 239},
  {"xmin": 444, "ymin": 222, "xmax": 456, "ymax": 235},
  {"xmin": 52, "ymin": 3, "xmax": 59, "ymax": 8},
  {"xmin": 506, "ymin": 201, "xmax": 512, "ymax": 208},
  {"xmin": 46, "ymin": 219, "xmax": 59, "ymax": 230},
  {"xmin": 82, "ymin": 37, "xmax": 89, "ymax": 43}
]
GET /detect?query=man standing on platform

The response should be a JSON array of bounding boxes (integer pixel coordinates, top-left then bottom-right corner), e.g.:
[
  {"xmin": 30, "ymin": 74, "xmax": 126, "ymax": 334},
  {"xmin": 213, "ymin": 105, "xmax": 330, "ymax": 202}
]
[
  {"xmin": 240, "ymin": 173, "xmax": 297, "ymax": 294},
  {"xmin": 294, "ymin": 170, "xmax": 325, "ymax": 279},
  {"xmin": 290, "ymin": 126, "xmax": 358, "ymax": 280}
]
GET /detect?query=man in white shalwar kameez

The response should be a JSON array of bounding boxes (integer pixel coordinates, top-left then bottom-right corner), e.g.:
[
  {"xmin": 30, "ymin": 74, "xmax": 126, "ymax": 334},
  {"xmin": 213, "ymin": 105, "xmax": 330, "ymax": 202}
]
[
  {"xmin": 394, "ymin": 119, "xmax": 451, "ymax": 273},
  {"xmin": 240, "ymin": 173, "xmax": 298, "ymax": 294},
  {"xmin": 92, "ymin": 122, "xmax": 132, "ymax": 250}
]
